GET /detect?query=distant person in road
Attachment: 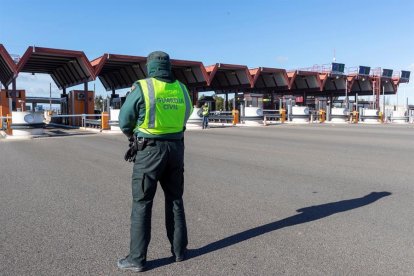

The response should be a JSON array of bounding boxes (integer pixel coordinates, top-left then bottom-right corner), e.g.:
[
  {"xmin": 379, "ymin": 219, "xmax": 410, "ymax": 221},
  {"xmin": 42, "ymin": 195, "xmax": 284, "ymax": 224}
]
[
  {"xmin": 202, "ymin": 103, "xmax": 209, "ymax": 129},
  {"xmin": 118, "ymin": 51, "xmax": 193, "ymax": 272}
]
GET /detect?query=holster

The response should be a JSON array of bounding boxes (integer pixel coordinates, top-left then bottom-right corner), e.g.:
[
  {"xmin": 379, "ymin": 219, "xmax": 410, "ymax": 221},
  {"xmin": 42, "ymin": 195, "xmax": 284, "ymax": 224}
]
[
  {"xmin": 124, "ymin": 137, "xmax": 148, "ymax": 162},
  {"xmin": 136, "ymin": 138, "xmax": 147, "ymax": 151}
]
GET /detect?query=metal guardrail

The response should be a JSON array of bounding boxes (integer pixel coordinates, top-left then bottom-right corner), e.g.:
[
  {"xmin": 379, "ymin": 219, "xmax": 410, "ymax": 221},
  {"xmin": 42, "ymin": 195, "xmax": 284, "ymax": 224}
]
[
  {"xmin": 208, "ymin": 111, "xmax": 233, "ymax": 123},
  {"xmin": 263, "ymin": 109, "xmax": 282, "ymax": 121},
  {"xmin": 84, "ymin": 119, "xmax": 102, "ymax": 128},
  {"xmin": 109, "ymin": 120, "xmax": 119, "ymax": 126},
  {"xmin": 50, "ymin": 114, "xmax": 108, "ymax": 128}
]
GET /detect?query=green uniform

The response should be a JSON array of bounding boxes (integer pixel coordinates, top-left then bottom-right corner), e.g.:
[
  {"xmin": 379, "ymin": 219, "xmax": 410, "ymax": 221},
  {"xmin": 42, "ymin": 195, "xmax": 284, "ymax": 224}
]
[{"xmin": 119, "ymin": 73, "xmax": 192, "ymax": 268}]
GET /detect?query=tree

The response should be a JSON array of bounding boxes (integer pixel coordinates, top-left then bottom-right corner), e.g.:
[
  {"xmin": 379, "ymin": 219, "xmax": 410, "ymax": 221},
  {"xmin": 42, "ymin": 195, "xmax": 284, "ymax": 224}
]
[
  {"xmin": 214, "ymin": 95, "xmax": 224, "ymax": 111},
  {"xmin": 95, "ymin": 95, "xmax": 104, "ymax": 111}
]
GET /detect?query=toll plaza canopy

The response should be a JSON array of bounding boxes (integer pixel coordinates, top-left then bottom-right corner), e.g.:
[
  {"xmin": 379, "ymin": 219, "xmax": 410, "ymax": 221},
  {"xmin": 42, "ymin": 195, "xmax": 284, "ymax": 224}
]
[
  {"xmin": 316, "ymin": 65, "xmax": 347, "ymax": 96},
  {"xmin": 373, "ymin": 68, "xmax": 397, "ymax": 95},
  {"xmin": 249, "ymin": 67, "xmax": 289, "ymax": 92},
  {"xmin": 368, "ymin": 68, "xmax": 409, "ymax": 96},
  {"xmin": 0, "ymin": 44, "xmax": 411, "ymax": 99},
  {"xmin": 205, "ymin": 63, "xmax": 253, "ymax": 92},
  {"xmin": 171, "ymin": 59, "xmax": 209, "ymax": 91},
  {"xmin": 347, "ymin": 67, "xmax": 374, "ymax": 96},
  {"xmin": 347, "ymin": 74, "xmax": 396, "ymax": 96},
  {"xmin": 91, "ymin": 53, "xmax": 147, "ymax": 91},
  {"xmin": 287, "ymin": 69, "xmax": 321, "ymax": 95},
  {"xmin": 320, "ymin": 74, "xmax": 347, "ymax": 94},
  {"xmin": 92, "ymin": 54, "xmax": 209, "ymax": 92},
  {"xmin": 0, "ymin": 44, "xmax": 16, "ymax": 87},
  {"xmin": 17, "ymin": 46, "xmax": 95, "ymax": 89}
]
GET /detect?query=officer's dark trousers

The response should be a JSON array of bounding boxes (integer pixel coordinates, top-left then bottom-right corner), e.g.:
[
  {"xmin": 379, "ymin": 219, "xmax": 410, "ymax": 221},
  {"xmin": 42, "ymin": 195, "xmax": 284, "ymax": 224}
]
[
  {"xmin": 202, "ymin": 116, "xmax": 209, "ymax": 129},
  {"xmin": 127, "ymin": 139, "xmax": 188, "ymax": 267}
]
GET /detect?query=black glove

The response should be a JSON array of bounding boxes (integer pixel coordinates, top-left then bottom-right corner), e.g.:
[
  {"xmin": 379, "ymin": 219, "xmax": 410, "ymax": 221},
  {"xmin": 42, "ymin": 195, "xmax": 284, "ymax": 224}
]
[{"xmin": 124, "ymin": 135, "xmax": 138, "ymax": 162}]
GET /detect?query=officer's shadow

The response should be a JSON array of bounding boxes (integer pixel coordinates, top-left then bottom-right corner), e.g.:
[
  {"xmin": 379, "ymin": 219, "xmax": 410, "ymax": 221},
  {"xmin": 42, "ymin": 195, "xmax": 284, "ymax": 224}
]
[{"xmin": 147, "ymin": 191, "xmax": 391, "ymax": 270}]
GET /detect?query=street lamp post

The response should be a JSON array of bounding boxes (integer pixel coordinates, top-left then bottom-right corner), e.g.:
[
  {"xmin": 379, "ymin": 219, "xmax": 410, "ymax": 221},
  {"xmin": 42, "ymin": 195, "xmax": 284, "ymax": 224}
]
[
  {"xmin": 345, "ymin": 78, "xmax": 348, "ymax": 110},
  {"xmin": 382, "ymin": 85, "xmax": 385, "ymax": 122},
  {"xmin": 49, "ymin": 82, "xmax": 52, "ymax": 111}
]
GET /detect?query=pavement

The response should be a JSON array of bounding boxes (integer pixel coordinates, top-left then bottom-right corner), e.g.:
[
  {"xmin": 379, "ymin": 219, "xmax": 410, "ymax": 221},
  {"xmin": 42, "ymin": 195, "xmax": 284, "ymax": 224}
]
[{"xmin": 1, "ymin": 124, "xmax": 414, "ymax": 275}]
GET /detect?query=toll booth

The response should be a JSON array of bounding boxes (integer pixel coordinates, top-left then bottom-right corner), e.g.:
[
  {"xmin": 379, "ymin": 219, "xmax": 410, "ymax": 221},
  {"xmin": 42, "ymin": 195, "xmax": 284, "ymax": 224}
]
[
  {"xmin": 243, "ymin": 93, "xmax": 264, "ymax": 109},
  {"xmin": 0, "ymin": 89, "xmax": 26, "ymax": 128},
  {"xmin": 241, "ymin": 93, "xmax": 264, "ymax": 122},
  {"xmin": 67, "ymin": 90, "xmax": 94, "ymax": 126},
  {"xmin": 0, "ymin": 89, "xmax": 26, "ymax": 113}
]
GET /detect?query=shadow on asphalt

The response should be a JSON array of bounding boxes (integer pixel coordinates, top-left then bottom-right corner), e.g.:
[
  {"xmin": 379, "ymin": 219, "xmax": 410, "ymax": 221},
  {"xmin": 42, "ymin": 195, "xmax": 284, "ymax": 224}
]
[
  {"xmin": 38, "ymin": 126, "xmax": 98, "ymax": 138},
  {"xmin": 147, "ymin": 191, "xmax": 391, "ymax": 270},
  {"xmin": 44, "ymin": 130, "xmax": 97, "ymax": 137}
]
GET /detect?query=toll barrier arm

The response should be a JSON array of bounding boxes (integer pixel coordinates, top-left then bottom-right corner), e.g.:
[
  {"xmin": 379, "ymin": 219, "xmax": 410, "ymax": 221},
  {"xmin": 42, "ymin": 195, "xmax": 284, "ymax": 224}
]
[
  {"xmin": 50, "ymin": 114, "xmax": 107, "ymax": 129},
  {"xmin": 0, "ymin": 116, "xmax": 11, "ymax": 130}
]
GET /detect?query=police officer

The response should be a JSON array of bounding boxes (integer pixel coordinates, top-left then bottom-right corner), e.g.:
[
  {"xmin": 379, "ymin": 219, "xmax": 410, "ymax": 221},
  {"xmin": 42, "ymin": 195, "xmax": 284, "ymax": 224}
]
[
  {"xmin": 202, "ymin": 103, "xmax": 209, "ymax": 129},
  {"xmin": 117, "ymin": 51, "xmax": 193, "ymax": 272}
]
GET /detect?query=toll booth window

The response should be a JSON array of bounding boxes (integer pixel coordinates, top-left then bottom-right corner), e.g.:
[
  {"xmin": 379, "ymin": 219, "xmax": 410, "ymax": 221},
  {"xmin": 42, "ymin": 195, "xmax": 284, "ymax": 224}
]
[
  {"xmin": 111, "ymin": 98, "xmax": 121, "ymax": 109},
  {"xmin": 77, "ymin": 93, "xmax": 85, "ymax": 100},
  {"xmin": 252, "ymin": 98, "xmax": 258, "ymax": 107}
]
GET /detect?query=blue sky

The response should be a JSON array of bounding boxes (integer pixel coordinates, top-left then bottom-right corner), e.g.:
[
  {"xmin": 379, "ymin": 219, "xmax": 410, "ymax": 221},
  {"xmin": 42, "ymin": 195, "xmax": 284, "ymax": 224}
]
[{"xmin": 0, "ymin": 0, "xmax": 413, "ymax": 104}]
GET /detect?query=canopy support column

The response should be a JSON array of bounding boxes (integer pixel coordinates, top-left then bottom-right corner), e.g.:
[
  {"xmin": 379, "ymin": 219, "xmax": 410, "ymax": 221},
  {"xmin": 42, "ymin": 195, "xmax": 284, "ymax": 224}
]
[
  {"xmin": 191, "ymin": 90, "xmax": 198, "ymax": 107},
  {"xmin": 12, "ymin": 78, "xmax": 17, "ymax": 111},
  {"xmin": 303, "ymin": 91, "xmax": 307, "ymax": 106},
  {"xmin": 270, "ymin": 91, "xmax": 275, "ymax": 109},
  {"xmin": 84, "ymin": 82, "xmax": 88, "ymax": 114}
]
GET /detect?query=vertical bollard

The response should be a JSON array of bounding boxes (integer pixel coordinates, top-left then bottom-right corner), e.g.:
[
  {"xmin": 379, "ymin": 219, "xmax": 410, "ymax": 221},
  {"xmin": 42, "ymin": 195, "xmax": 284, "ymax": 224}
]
[
  {"xmin": 101, "ymin": 112, "xmax": 109, "ymax": 130},
  {"xmin": 232, "ymin": 109, "xmax": 239, "ymax": 125},
  {"xmin": 280, "ymin": 109, "xmax": 286, "ymax": 123},
  {"xmin": 352, "ymin": 111, "xmax": 359, "ymax": 124},
  {"xmin": 6, "ymin": 114, "xmax": 12, "ymax": 135},
  {"xmin": 319, "ymin": 109, "xmax": 326, "ymax": 123}
]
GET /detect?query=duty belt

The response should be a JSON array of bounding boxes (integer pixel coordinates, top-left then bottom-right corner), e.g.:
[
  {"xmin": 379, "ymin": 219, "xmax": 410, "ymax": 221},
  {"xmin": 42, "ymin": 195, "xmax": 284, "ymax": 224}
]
[
  {"xmin": 125, "ymin": 137, "xmax": 184, "ymax": 163},
  {"xmin": 137, "ymin": 137, "xmax": 183, "ymax": 143}
]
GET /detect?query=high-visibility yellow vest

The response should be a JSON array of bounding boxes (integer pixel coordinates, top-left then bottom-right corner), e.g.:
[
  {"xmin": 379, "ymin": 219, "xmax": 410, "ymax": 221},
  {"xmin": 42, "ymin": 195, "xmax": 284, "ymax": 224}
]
[
  {"xmin": 202, "ymin": 106, "xmax": 209, "ymax": 116},
  {"xmin": 135, "ymin": 78, "xmax": 192, "ymax": 135}
]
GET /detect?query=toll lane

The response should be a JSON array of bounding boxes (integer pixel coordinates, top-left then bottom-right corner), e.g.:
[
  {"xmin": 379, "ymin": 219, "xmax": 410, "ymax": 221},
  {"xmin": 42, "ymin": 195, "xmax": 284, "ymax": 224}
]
[{"xmin": 1, "ymin": 124, "xmax": 413, "ymax": 275}]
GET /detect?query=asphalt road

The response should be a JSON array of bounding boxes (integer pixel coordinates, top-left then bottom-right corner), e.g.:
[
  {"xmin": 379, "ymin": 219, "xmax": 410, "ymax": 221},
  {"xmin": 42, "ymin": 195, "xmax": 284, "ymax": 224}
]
[{"xmin": 1, "ymin": 124, "xmax": 414, "ymax": 275}]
